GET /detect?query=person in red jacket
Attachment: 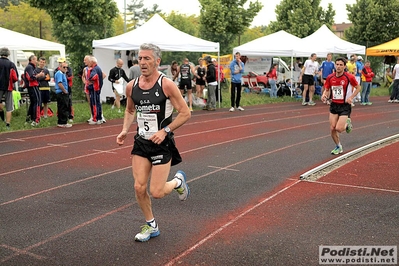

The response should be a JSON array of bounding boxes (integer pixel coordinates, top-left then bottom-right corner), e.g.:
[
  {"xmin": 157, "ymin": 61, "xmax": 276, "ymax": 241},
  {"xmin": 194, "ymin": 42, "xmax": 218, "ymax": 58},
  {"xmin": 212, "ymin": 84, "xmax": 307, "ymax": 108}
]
[
  {"xmin": 25, "ymin": 55, "xmax": 45, "ymax": 126},
  {"xmin": 360, "ymin": 60, "xmax": 374, "ymax": 105},
  {"xmin": 0, "ymin": 47, "xmax": 18, "ymax": 130}
]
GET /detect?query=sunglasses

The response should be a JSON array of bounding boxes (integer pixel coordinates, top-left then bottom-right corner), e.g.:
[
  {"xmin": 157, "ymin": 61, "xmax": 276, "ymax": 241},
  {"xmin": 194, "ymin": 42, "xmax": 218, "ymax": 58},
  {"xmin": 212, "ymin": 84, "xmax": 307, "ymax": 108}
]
[{"xmin": 62, "ymin": 67, "xmax": 68, "ymax": 69}]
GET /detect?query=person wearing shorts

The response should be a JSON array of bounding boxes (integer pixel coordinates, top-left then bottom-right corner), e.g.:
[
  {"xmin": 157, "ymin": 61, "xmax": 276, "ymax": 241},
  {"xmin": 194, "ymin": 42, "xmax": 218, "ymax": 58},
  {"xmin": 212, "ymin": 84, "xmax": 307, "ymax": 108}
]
[
  {"xmin": 322, "ymin": 57, "xmax": 361, "ymax": 155},
  {"xmin": 299, "ymin": 53, "xmax": 319, "ymax": 106},
  {"xmin": 173, "ymin": 58, "xmax": 195, "ymax": 112},
  {"xmin": 116, "ymin": 43, "xmax": 191, "ymax": 242},
  {"xmin": 36, "ymin": 57, "xmax": 51, "ymax": 118}
]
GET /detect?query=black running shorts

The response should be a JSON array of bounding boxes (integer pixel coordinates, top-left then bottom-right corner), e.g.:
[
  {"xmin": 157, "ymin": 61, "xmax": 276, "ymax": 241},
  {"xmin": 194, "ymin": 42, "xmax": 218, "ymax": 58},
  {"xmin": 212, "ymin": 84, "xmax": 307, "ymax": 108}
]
[
  {"xmin": 131, "ymin": 133, "xmax": 182, "ymax": 166},
  {"xmin": 330, "ymin": 102, "xmax": 351, "ymax": 117},
  {"xmin": 302, "ymin": 74, "xmax": 314, "ymax": 86}
]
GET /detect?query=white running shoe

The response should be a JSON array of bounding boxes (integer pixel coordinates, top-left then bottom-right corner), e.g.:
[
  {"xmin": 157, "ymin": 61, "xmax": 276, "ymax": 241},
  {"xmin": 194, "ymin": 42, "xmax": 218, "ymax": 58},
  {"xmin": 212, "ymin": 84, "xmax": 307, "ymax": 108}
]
[
  {"xmin": 174, "ymin": 170, "xmax": 190, "ymax": 201},
  {"xmin": 229, "ymin": 107, "xmax": 235, "ymax": 112},
  {"xmin": 135, "ymin": 224, "xmax": 160, "ymax": 242},
  {"xmin": 237, "ymin": 106, "xmax": 245, "ymax": 111}
]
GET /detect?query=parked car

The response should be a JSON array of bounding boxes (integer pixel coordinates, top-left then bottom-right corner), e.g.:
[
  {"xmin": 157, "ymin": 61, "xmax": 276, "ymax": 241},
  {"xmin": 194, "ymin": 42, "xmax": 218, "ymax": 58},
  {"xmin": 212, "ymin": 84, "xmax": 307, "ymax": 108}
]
[{"xmin": 242, "ymin": 71, "xmax": 268, "ymax": 89}]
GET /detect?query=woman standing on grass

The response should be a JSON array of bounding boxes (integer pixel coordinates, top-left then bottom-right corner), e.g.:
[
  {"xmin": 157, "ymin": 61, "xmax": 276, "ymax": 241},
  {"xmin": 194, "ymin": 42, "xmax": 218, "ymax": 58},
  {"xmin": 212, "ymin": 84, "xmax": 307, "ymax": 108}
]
[
  {"xmin": 267, "ymin": 64, "xmax": 278, "ymax": 98},
  {"xmin": 361, "ymin": 61, "xmax": 374, "ymax": 105}
]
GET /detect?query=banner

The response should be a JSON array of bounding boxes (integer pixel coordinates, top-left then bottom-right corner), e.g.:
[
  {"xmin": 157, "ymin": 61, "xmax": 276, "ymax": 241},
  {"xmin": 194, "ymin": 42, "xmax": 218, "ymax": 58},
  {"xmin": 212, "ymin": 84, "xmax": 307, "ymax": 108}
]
[{"xmin": 202, "ymin": 54, "xmax": 233, "ymax": 79}]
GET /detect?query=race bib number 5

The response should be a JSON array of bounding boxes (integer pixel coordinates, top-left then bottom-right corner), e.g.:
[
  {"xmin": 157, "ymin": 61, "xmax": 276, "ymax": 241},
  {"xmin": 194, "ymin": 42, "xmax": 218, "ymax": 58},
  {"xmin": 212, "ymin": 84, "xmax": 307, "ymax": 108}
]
[
  {"xmin": 137, "ymin": 113, "xmax": 158, "ymax": 139},
  {"xmin": 332, "ymin": 85, "xmax": 344, "ymax": 100}
]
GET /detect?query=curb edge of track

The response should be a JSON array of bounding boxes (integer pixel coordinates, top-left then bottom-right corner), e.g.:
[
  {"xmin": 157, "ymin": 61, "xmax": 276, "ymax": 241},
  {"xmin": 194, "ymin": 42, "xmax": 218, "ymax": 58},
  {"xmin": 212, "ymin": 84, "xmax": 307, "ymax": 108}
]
[{"xmin": 299, "ymin": 133, "xmax": 399, "ymax": 180}]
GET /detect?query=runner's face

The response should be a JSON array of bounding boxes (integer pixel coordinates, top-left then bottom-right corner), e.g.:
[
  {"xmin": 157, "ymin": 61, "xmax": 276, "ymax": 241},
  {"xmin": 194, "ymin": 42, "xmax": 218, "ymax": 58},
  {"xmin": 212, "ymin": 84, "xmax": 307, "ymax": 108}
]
[
  {"xmin": 335, "ymin": 61, "xmax": 345, "ymax": 74},
  {"xmin": 138, "ymin": 50, "xmax": 159, "ymax": 77}
]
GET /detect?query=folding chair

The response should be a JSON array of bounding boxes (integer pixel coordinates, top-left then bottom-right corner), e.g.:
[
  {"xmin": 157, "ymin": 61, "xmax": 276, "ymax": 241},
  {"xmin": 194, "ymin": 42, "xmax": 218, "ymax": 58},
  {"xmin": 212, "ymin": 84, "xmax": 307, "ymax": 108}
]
[{"xmin": 249, "ymin": 77, "xmax": 261, "ymax": 93}]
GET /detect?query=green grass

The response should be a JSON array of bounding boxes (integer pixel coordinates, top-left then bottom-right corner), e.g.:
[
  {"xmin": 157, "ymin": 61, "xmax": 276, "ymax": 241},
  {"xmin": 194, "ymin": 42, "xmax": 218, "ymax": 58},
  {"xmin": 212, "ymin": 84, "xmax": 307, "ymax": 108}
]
[
  {"xmin": 1, "ymin": 85, "xmax": 390, "ymax": 133},
  {"xmin": 0, "ymin": 100, "xmax": 125, "ymax": 132}
]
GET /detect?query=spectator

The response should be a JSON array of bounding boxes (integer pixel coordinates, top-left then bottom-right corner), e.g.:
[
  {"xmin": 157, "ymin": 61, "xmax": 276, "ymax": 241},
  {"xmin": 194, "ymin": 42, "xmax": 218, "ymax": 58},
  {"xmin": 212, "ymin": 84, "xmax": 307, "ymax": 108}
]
[
  {"xmin": 294, "ymin": 57, "xmax": 302, "ymax": 72},
  {"xmin": 25, "ymin": 55, "xmax": 45, "ymax": 126},
  {"xmin": 299, "ymin": 53, "xmax": 319, "ymax": 106},
  {"xmin": 129, "ymin": 59, "xmax": 141, "ymax": 80},
  {"xmin": 82, "ymin": 55, "xmax": 93, "ymax": 123},
  {"xmin": 36, "ymin": 57, "xmax": 51, "ymax": 118},
  {"xmin": 319, "ymin": 53, "xmax": 335, "ymax": 97},
  {"xmin": 55, "ymin": 57, "xmax": 74, "ymax": 122},
  {"xmin": 87, "ymin": 56, "xmax": 105, "ymax": 124},
  {"xmin": 355, "ymin": 56, "xmax": 364, "ymax": 103},
  {"xmin": 360, "ymin": 60, "xmax": 374, "ymax": 105},
  {"xmin": 0, "ymin": 47, "xmax": 18, "ymax": 130},
  {"xmin": 116, "ymin": 43, "xmax": 191, "ymax": 243},
  {"xmin": 267, "ymin": 64, "xmax": 278, "ymax": 98},
  {"xmin": 194, "ymin": 58, "xmax": 206, "ymax": 99},
  {"xmin": 173, "ymin": 58, "xmax": 196, "ymax": 112},
  {"xmin": 212, "ymin": 58, "xmax": 224, "ymax": 103},
  {"xmin": 203, "ymin": 56, "xmax": 217, "ymax": 111},
  {"xmin": 229, "ymin": 52, "xmax": 245, "ymax": 112},
  {"xmin": 390, "ymin": 60, "xmax": 399, "ymax": 103},
  {"xmin": 166, "ymin": 60, "xmax": 178, "ymax": 83},
  {"xmin": 108, "ymin": 59, "xmax": 130, "ymax": 113},
  {"xmin": 55, "ymin": 61, "xmax": 72, "ymax": 128}
]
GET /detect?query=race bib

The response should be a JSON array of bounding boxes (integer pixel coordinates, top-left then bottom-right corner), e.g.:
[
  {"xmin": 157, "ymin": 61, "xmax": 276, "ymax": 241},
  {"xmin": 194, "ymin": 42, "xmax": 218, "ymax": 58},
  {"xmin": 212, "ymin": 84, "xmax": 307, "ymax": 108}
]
[
  {"xmin": 332, "ymin": 85, "xmax": 344, "ymax": 100},
  {"xmin": 137, "ymin": 113, "xmax": 158, "ymax": 139}
]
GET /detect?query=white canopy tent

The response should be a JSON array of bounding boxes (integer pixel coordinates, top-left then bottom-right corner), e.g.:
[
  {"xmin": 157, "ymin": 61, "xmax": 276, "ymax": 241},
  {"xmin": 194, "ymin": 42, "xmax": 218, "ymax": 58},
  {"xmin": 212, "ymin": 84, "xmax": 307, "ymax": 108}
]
[
  {"xmin": 92, "ymin": 14, "xmax": 220, "ymax": 102},
  {"xmin": 0, "ymin": 27, "xmax": 65, "ymax": 64},
  {"xmin": 293, "ymin": 25, "xmax": 366, "ymax": 57},
  {"xmin": 233, "ymin": 30, "xmax": 301, "ymax": 57}
]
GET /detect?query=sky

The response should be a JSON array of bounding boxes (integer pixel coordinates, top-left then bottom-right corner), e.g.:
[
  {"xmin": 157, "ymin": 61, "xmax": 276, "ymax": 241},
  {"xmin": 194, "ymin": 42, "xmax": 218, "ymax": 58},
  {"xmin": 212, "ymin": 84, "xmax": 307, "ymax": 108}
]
[{"xmin": 116, "ymin": 0, "xmax": 357, "ymax": 27}]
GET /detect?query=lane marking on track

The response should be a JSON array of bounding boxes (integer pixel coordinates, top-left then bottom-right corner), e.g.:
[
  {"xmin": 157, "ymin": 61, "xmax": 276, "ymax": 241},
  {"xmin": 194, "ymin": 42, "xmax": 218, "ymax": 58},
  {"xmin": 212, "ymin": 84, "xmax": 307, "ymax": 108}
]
[
  {"xmin": 92, "ymin": 149, "xmax": 118, "ymax": 154},
  {"xmin": 5, "ymin": 138, "xmax": 25, "ymax": 142},
  {"xmin": 0, "ymin": 244, "xmax": 47, "ymax": 261},
  {"xmin": 47, "ymin": 143, "xmax": 69, "ymax": 148},
  {"xmin": 3, "ymin": 118, "xmax": 399, "ymax": 204},
  {"xmin": 0, "ymin": 203, "xmax": 134, "ymax": 264},
  {"xmin": 207, "ymin": 166, "xmax": 240, "ymax": 172},
  {"xmin": 164, "ymin": 179, "xmax": 301, "ymax": 266},
  {"xmin": 0, "ymin": 167, "xmax": 130, "ymax": 206},
  {"xmin": 302, "ymin": 180, "xmax": 399, "ymax": 194}
]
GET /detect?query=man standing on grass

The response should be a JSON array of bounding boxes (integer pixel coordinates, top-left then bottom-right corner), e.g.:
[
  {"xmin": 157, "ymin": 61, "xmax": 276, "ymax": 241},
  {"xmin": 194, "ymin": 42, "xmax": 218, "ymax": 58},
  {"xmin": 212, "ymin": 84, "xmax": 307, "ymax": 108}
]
[
  {"xmin": 321, "ymin": 57, "xmax": 361, "ymax": 155},
  {"xmin": 0, "ymin": 47, "xmax": 18, "ymax": 130},
  {"xmin": 54, "ymin": 62, "xmax": 72, "ymax": 128}
]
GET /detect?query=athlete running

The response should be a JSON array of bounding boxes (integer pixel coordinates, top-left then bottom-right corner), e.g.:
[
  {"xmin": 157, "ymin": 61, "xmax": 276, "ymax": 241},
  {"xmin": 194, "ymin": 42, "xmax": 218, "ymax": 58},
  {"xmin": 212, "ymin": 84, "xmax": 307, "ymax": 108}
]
[{"xmin": 322, "ymin": 57, "xmax": 361, "ymax": 155}]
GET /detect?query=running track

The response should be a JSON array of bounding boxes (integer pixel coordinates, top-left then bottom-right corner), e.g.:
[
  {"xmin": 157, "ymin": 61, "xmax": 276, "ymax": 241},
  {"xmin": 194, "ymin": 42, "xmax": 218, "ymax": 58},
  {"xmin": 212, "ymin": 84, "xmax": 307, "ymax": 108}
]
[{"xmin": 1, "ymin": 97, "xmax": 398, "ymax": 265}]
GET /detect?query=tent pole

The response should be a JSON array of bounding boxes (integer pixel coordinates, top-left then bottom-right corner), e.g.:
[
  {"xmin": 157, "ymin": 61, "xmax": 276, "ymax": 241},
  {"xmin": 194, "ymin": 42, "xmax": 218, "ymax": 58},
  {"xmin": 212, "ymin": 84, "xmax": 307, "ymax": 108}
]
[{"xmin": 218, "ymin": 50, "xmax": 220, "ymax": 108}]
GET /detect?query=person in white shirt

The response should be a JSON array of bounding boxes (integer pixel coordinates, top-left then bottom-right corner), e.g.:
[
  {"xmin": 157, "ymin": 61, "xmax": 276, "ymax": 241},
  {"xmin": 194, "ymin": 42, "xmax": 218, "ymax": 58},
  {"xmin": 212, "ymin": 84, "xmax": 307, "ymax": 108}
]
[{"xmin": 299, "ymin": 53, "xmax": 319, "ymax": 106}]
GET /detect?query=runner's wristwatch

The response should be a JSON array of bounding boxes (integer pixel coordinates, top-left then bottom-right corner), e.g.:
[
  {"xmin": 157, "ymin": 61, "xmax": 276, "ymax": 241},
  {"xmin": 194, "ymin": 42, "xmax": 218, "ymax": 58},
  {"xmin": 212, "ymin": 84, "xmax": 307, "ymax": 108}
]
[{"xmin": 163, "ymin": 126, "xmax": 171, "ymax": 134}]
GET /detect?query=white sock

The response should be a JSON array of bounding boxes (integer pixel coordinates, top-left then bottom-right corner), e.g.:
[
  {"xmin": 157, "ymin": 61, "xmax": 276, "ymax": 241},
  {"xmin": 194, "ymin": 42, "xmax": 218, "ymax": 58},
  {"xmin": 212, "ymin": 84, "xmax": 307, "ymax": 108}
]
[
  {"xmin": 174, "ymin": 177, "xmax": 182, "ymax": 188},
  {"xmin": 146, "ymin": 218, "xmax": 157, "ymax": 228}
]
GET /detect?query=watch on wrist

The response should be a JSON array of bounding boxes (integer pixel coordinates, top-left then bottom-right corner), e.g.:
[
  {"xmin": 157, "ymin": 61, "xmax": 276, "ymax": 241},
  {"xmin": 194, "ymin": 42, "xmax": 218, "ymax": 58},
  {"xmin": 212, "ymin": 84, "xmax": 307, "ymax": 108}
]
[{"xmin": 163, "ymin": 126, "xmax": 171, "ymax": 134}]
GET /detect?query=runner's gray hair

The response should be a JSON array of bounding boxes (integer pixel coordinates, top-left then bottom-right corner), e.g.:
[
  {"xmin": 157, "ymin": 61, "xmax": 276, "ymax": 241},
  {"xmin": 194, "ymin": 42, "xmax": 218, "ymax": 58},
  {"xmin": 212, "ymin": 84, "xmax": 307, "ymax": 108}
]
[{"xmin": 140, "ymin": 43, "xmax": 162, "ymax": 60}]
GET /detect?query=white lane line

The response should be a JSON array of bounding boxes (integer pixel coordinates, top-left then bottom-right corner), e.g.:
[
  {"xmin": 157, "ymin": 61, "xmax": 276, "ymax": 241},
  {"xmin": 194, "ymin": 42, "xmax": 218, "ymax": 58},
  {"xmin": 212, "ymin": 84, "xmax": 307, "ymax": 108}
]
[{"xmin": 164, "ymin": 180, "xmax": 301, "ymax": 266}]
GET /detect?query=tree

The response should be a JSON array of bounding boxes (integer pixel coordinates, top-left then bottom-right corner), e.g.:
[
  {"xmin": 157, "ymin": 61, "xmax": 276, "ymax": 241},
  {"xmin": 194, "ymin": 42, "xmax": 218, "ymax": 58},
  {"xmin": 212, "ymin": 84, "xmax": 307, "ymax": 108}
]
[
  {"xmin": 28, "ymin": 0, "xmax": 119, "ymax": 72},
  {"xmin": 345, "ymin": 0, "xmax": 399, "ymax": 47},
  {"xmin": 198, "ymin": 0, "xmax": 263, "ymax": 54},
  {"xmin": 0, "ymin": 2, "xmax": 53, "ymax": 40},
  {"xmin": 268, "ymin": 0, "xmax": 335, "ymax": 38},
  {"xmin": 126, "ymin": 0, "xmax": 161, "ymax": 30},
  {"xmin": 161, "ymin": 13, "xmax": 203, "ymax": 66}
]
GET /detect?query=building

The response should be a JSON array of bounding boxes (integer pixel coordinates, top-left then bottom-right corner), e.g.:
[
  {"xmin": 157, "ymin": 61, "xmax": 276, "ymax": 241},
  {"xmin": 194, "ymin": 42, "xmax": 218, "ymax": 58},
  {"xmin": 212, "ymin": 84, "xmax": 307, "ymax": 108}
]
[{"xmin": 332, "ymin": 23, "xmax": 353, "ymax": 39}]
